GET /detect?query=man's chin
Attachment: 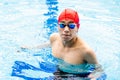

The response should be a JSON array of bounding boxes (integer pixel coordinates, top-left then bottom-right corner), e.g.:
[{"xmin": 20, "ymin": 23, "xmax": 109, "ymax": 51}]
[{"xmin": 62, "ymin": 38, "xmax": 71, "ymax": 42}]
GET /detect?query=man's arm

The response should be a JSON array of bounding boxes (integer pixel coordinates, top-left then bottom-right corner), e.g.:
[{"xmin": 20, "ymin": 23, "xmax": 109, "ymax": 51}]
[
  {"xmin": 20, "ymin": 33, "xmax": 58, "ymax": 50},
  {"xmin": 84, "ymin": 49, "xmax": 104, "ymax": 79},
  {"xmin": 21, "ymin": 41, "xmax": 51, "ymax": 50},
  {"xmin": 34, "ymin": 41, "xmax": 51, "ymax": 49},
  {"xmin": 84, "ymin": 49, "xmax": 98, "ymax": 64}
]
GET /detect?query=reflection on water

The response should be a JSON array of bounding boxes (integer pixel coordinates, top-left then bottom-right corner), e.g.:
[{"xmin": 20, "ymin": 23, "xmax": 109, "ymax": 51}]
[
  {"xmin": 43, "ymin": 0, "xmax": 58, "ymax": 38},
  {"xmin": 11, "ymin": 60, "xmax": 106, "ymax": 80}
]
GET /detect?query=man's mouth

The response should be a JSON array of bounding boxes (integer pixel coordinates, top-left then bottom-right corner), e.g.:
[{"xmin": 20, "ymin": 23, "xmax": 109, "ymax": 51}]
[
  {"xmin": 63, "ymin": 34, "xmax": 70, "ymax": 36},
  {"xmin": 62, "ymin": 34, "xmax": 71, "ymax": 38}
]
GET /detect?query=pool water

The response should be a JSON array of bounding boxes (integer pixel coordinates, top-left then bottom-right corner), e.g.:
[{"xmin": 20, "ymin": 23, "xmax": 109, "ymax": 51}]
[{"xmin": 0, "ymin": 0, "xmax": 120, "ymax": 80}]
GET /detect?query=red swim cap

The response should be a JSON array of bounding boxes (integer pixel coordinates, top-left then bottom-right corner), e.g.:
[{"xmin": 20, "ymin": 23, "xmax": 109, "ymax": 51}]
[{"xmin": 58, "ymin": 9, "xmax": 80, "ymax": 28}]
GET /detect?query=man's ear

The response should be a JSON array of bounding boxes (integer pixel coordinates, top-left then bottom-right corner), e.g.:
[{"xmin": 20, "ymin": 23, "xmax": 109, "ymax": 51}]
[
  {"xmin": 76, "ymin": 28, "xmax": 78, "ymax": 33},
  {"xmin": 77, "ymin": 24, "xmax": 80, "ymax": 28}
]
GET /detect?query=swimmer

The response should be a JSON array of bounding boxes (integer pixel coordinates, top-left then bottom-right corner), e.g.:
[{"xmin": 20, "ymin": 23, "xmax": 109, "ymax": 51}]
[{"xmin": 21, "ymin": 8, "xmax": 105, "ymax": 79}]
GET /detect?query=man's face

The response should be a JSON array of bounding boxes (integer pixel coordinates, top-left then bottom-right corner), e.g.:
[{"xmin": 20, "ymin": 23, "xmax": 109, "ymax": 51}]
[{"xmin": 58, "ymin": 20, "xmax": 78, "ymax": 42}]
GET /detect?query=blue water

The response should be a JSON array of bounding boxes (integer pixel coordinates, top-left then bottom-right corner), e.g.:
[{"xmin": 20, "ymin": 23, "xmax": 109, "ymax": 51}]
[{"xmin": 0, "ymin": 0, "xmax": 120, "ymax": 80}]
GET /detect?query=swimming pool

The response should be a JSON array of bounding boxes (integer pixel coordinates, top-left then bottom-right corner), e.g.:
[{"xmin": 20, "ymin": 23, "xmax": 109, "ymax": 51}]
[{"xmin": 0, "ymin": 0, "xmax": 120, "ymax": 80}]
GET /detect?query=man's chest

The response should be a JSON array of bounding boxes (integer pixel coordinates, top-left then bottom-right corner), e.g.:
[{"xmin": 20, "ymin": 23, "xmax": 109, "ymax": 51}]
[{"xmin": 52, "ymin": 45, "xmax": 84, "ymax": 64}]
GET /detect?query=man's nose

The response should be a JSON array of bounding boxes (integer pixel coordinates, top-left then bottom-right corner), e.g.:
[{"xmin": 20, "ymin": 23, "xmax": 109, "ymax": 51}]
[{"xmin": 64, "ymin": 26, "xmax": 70, "ymax": 33}]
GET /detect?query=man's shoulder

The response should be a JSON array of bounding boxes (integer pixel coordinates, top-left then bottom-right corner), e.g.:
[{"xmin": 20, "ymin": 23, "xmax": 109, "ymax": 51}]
[
  {"xmin": 76, "ymin": 37, "xmax": 95, "ymax": 55},
  {"xmin": 50, "ymin": 33, "xmax": 59, "ymax": 43},
  {"xmin": 50, "ymin": 33, "xmax": 59, "ymax": 37},
  {"xmin": 50, "ymin": 33, "xmax": 59, "ymax": 39}
]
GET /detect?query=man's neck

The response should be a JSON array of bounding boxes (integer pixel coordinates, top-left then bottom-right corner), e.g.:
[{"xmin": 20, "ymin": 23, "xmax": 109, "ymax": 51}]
[{"xmin": 62, "ymin": 37, "xmax": 77, "ymax": 47}]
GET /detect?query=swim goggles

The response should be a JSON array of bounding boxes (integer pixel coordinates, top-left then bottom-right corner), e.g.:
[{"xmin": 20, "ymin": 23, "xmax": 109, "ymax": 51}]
[{"xmin": 59, "ymin": 23, "xmax": 76, "ymax": 29}]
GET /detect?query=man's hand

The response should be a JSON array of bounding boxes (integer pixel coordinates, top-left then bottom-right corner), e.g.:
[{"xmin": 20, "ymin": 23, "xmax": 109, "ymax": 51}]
[
  {"xmin": 20, "ymin": 46, "xmax": 31, "ymax": 50},
  {"xmin": 88, "ymin": 73, "xmax": 97, "ymax": 80}
]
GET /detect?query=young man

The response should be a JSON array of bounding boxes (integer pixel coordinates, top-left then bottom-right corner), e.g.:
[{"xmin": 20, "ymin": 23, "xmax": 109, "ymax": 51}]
[
  {"xmin": 51, "ymin": 9, "xmax": 98, "ymax": 65},
  {"xmin": 50, "ymin": 8, "xmax": 99, "ymax": 79},
  {"xmin": 21, "ymin": 9, "xmax": 105, "ymax": 79}
]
